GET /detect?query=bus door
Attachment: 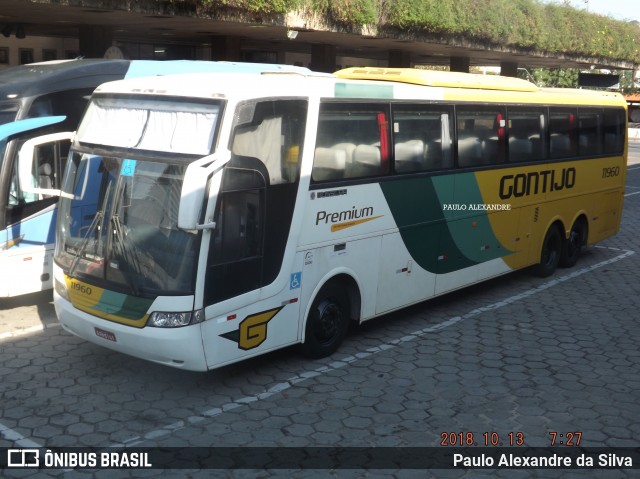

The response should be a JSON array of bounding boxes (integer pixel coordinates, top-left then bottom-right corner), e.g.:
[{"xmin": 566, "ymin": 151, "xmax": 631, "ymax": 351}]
[
  {"xmin": 2, "ymin": 132, "xmax": 71, "ymax": 296},
  {"xmin": 200, "ymin": 99, "xmax": 307, "ymax": 367},
  {"xmin": 1, "ymin": 87, "xmax": 95, "ymax": 297}
]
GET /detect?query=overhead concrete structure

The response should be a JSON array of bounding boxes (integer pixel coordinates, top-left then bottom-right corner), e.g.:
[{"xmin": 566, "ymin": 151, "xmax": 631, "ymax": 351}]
[{"xmin": 0, "ymin": 0, "xmax": 637, "ymax": 74}]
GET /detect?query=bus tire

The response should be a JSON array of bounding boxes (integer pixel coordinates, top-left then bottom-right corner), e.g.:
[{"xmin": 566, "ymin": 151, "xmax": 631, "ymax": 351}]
[
  {"xmin": 299, "ymin": 283, "xmax": 349, "ymax": 359},
  {"xmin": 559, "ymin": 218, "xmax": 586, "ymax": 268},
  {"xmin": 532, "ymin": 225, "xmax": 562, "ymax": 277}
]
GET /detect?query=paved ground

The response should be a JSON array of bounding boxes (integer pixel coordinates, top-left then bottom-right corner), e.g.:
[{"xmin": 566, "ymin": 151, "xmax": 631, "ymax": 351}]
[{"xmin": 1, "ymin": 144, "xmax": 640, "ymax": 478}]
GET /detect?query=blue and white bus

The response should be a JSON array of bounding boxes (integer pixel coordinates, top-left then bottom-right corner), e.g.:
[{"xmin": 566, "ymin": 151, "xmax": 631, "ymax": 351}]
[{"xmin": 1, "ymin": 59, "xmax": 310, "ymax": 298}]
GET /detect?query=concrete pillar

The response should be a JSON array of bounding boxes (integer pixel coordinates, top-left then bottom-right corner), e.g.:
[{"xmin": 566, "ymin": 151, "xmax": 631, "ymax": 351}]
[
  {"xmin": 500, "ymin": 61, "xmax": 518, "ymax": 77},
  {"xmin": 388, "ymin": 49, "xmax": 411, "ymax": 68},
  {"xmin": 310, "ymin": 44, "xmax": 336, "ymax": 73},
  {"xmin": 450, "ymin": 56, "xmax": 470, "ymax": 73},
  {"xmin": 210, "ymin": 35, "xmax": 242, "ymax": 61},
  {"xmin": 79, "ymin": 26, "xmax": 113, "ymax": 58}
]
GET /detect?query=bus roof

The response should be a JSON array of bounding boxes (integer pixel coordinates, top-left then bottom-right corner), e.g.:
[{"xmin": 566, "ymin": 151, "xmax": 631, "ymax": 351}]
[
  {"xmin": 335, "ymin": 67, "xmax": 540, "ymax": 92},
  {"xmin": 92, "ymin": 70, "xmax": 335, "ymax": 99},
  {"xmin": 0, "ymin": 59, "xmax": 132, "ymax": 100},
  {"xmin": 90, "ymin": 67, "xmax": 628, "ymax": 109},
  {"xmin": 0, "ymin": 59, "xmax": 316, "ymax": 102}
]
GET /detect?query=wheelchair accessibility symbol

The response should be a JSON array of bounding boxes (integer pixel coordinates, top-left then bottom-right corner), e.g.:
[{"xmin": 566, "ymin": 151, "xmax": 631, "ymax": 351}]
[
  {"xmin": 120, "ymin": 159, "xmax": 137, "ymax": 177},
  {"xmin": 290, "ymin": 272, "xmax": 301, "ymax": 290}
]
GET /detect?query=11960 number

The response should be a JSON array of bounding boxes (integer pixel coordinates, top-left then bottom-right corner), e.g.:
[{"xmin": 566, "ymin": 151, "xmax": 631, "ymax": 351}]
[
  {"xmin": 71, "ymin": 283, "xmax": 92, "ymax": 295},
  {"xmin": 602, "ymin": 166, "xmax": 620, "ymax": 178}
]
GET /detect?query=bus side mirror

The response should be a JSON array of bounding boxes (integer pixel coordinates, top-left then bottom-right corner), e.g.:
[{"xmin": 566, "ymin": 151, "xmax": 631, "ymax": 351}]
[
  {"xmin": 18, "ymin": 131, "xmax": 74, "ymax": 198},
  {"xmin": 178, "ymin": 152, "xmax": 227, "ymax": 231}
]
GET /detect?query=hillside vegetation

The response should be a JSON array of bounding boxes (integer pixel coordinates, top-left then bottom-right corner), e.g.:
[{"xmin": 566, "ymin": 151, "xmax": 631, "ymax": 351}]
[{"xmin": 192, "ymin": 0, "xmax": 640, "ymax": 63}]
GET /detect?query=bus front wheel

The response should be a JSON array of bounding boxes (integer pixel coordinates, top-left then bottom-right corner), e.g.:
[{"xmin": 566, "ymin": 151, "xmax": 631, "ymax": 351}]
[
  {"xmin": 532, "ymin": 225, "xmax": 562, "ymax": 277},
  {"xmin": 299, "ymin": 283, "xmax": 349, "ymax": 359}
]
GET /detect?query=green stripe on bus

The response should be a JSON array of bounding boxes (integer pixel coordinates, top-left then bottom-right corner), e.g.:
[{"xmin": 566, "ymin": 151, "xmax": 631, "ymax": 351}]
[
  {"xmin": 380, "ymin": 174, "xmax": 511, "ymax": 274},
  {"xmin": 380, "ymin": 176, "xmax": 467, "ymax": 273},
  {"xmin": 434, "ymin": 173, "xmax": 513, "ymax": 264},
  {"xmin": 334, "ymin": 83, "xmax": 394, "ymax": 99},
  {"xmin": 92, "ymin": 289, "xmax": 153, "ymax": 321}
]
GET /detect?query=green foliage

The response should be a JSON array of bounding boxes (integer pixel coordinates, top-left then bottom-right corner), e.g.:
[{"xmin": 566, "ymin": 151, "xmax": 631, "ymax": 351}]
[
  {"xmin": 383, "ymin": 0, "xmax": 640, "ymax": 62},
  {"xmin": 198, "ymin": 0, "xmax": 301, "ymax": 14},
  {"xmin": 522, "ymin": 68, "xmax": 580, "ymax": 88},
  {"xmin": 619, "ymin": 70, "xmax": 640, "ymax": 93},
  {"xmin": 186, "ymin": 0, "xmax": 640, "ymax": 62},
  {"xmin": 305, "ymin": 0, "xmax": 377, "ymax": 26}
]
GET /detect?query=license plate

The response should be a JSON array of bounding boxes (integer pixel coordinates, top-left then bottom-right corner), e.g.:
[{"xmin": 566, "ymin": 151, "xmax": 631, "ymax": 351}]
[{"xmin": 95, "ymin": 327, "xmax": 117, "ymax": 342}]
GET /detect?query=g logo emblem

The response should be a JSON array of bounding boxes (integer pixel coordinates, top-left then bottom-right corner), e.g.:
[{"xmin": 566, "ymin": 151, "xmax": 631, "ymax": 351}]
[{"xmin": 221, "ymin": 307, "xmax": 283, "ymax": 350}]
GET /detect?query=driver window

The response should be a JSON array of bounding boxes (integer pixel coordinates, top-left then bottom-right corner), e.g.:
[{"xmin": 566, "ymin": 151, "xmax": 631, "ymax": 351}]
[
  {"xmin": 9, "ymin": 139, "xmax": 69, "ymax": 206},
  {"xmin": 230, "ymin": 99, "xmax": 307, "ymax": 184}
]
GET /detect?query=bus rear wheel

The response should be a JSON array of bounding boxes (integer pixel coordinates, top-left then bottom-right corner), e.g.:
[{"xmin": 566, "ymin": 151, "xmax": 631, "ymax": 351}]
[
  {"xmin": 532, "ymin": 225, "xmax": 562, "ymax": 277},
  {"xmin": 559, "ymin": 219, "xmax": 586, "ymax": 268},
  {"xmin": 299, "ymin": 283, "xmax": 349, "ymax": 359}
]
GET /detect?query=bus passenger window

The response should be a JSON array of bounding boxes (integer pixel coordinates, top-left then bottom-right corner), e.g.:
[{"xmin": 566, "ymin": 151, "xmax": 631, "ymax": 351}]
[
  {"xmin": 456, "ymin": 107, "xmax": 506, "ymax": 167},
  {"xmin": 392, "ymin": 107, "xmax": 453, "ymax": 173},
  {"xmin": 549, "ymin": 109, "xmax": 578, "ymax": 159},
  {"xmin": 507, "ymin": 108, "xmax": 546, "ymax": 163},
  {"xmin": 578, "ymin": 109, "xmax": 603, "ymax": 156},
  {"xmin": 603, "ymin": 109, "xmax": 625, "ymax": 154},
  {"xmin": 312, "ymin": 103, "xmax": 390, "ymax": 181},
  {"xmin": 313, "ymin": 147, "xmax": 346, "ymax": 181}
]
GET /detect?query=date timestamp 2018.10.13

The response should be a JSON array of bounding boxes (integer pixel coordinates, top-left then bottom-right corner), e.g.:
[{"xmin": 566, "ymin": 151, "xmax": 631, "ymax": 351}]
[
  {"xmin": 440, "ymin": 432, "xmax": 583, "ymax": 447},
  {"xmin": 441, "ymin": 432, "xmax": 525, "ymax": 447}
]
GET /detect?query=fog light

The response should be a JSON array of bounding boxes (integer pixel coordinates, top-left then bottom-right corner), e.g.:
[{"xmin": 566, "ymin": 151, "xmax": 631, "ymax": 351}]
[{"xmin": 54, "ymin": 278, "xmax": 69, "ymax": 301}]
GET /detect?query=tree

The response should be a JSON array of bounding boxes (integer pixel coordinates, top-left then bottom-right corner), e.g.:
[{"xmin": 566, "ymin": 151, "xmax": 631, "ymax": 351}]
[{"xmin": 520, "ymin": 68, "xmax": 579, "ymax": 88}]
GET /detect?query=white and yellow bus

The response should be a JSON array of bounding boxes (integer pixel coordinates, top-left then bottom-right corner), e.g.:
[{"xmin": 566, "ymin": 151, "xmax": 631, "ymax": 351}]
[{"xmin": 23, "ymin": 67, "xmax": 627, "ymax": 371}]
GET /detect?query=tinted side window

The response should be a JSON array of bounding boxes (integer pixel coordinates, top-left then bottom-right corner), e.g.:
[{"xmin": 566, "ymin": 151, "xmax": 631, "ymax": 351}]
[
  {"xmin": 578, "ymin": 109, "xmax": 603, "ymax": 156},
  {"xmin": 392, "ymin": 106, "xmax": 453, "ymax": 173},
  {"xmin": 210, "ymin": 168, "xmax": 265, "ymax": 265},
  {"xmin": 549, "ymin": 108, "xmax": 578, "ymax": 159},
  {"xmin": 27, "ymin": 88, "xmax": 94, "ymax": 129},
  {"xmin": 507, "ymin": 108, "xmax": 546, "ymax": 163},
  {"xmin": 206, "ymin": 167, "xmax": 265, "ymax": 304},
  {"xmin": 456, "ymin": 106, "xmax": 506, "ymax": 167},
  {"xmin": 313, "ymin": 103, "xmax": 390, "ymax": 182},
  {"xmin": 603, "ymin": 108, "xmax": 625, "ymax": 155}
]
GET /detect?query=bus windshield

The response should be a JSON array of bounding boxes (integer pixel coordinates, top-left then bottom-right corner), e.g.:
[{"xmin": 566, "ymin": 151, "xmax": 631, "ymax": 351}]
[
  {"xmin": 55, "ymin": 96, "xmax": 222, "ymax": 296},
  {"xmin": 55, "ymin": 151, "xmax": 201, "ymax": 296},
  {"xmin": 77, "ymin": 96, "xmax": 220, "ymax": 155}
]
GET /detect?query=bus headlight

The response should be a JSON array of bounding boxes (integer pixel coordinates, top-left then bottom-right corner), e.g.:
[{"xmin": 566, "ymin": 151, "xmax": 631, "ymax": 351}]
[{"xmin": 147, "ymin": 309, "xmax": 205, "ymax": 328}]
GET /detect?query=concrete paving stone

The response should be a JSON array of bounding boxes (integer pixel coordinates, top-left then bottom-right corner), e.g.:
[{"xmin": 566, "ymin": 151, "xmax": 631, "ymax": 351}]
[
  {"xmin": 433, "ymin": 373, "xmax": 460, "ymax": 384},
  {"xmin": 237, "ymin": 409, "xmax": 270, "ymax": 422},
  {"xmin": 603, "ymin": 433, "xmax": 637, "ymax": 449},
  {"xmin": 49, "ymin": 412, "xmax": 80, "ymax": 427},
  {"xmin": 31, "ymin": 423, "xmax": 66, "ymax": 441},
  {"xmin": 14, "ymin": 413, "xmax": 48, "ymax": 430},
  {"xmin": 322, "ymin": 398, "xmax": 355, "ymax": 411},
  {"xmin": 341, "ymin": 415, "xmax": 373, "ymax": 429},
  {"xmin": 280, "ymin": 423, "xmax": 316, "ymax": 439}
]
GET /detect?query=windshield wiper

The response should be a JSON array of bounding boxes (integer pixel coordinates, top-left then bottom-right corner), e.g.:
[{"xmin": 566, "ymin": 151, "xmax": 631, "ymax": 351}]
[
  {"xmin": 110, "ymin": 213, "xmax": 141, "ymax": 296},
  {"xmin": 68, "ymin": 210, "xmax": 104, "ymax": 278}
]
